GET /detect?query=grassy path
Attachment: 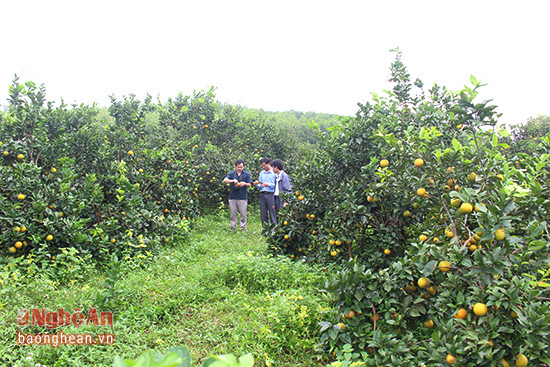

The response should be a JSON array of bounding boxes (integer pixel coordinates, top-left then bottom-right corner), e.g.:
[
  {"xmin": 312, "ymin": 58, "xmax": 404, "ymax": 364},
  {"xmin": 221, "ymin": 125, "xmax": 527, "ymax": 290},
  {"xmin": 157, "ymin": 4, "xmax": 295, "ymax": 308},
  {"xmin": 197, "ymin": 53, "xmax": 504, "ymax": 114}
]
[{"xmin": 1, "ymin": 208, "xmax": 329, "ymax": 366}]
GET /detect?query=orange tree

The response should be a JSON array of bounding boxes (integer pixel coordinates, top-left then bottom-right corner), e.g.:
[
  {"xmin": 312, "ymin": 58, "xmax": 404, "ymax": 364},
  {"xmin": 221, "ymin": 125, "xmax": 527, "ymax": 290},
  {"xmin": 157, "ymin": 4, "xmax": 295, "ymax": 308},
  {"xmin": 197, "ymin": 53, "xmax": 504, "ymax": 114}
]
[
  {"xmin": 267, "ymin": 51, "xmax": 550, "ymax": 366},
  {"xmin": 1, "ymin": 77, "xmax": 309, "ymax": 272}
]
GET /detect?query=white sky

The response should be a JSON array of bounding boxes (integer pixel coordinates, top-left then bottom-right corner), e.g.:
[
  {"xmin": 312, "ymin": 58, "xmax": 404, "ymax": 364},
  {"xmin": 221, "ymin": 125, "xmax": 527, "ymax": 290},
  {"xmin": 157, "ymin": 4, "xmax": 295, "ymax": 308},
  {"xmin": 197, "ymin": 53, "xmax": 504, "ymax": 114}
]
[{"xmin": 1, "ymin": 0, "xmax": 549, "ymax": 126}]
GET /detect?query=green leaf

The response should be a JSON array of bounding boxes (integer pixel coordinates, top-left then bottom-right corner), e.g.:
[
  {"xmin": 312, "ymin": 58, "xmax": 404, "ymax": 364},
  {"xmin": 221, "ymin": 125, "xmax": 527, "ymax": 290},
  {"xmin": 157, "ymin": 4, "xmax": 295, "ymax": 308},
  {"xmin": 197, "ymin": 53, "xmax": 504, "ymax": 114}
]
[
  {"xmin": 451, "ymin": 138, "xmax": 462, "ymax": 151},
  {"xmin": 470, "ymin": 75, "xmax": 479, "ymax": 86},
  {"xmin": 113, "ymin": 356, "xmax": 130, "ymax": 367},
  {"xmin": 528, "ymin": 240, "xmax": 547, "ymax": 251},
  {"xmin": 498, "ymin": 129, "xmax": 511, "ymax": 138},
  {"xmin": 203, "ymin": 353, "xmax": 254, "ymax": 367}
]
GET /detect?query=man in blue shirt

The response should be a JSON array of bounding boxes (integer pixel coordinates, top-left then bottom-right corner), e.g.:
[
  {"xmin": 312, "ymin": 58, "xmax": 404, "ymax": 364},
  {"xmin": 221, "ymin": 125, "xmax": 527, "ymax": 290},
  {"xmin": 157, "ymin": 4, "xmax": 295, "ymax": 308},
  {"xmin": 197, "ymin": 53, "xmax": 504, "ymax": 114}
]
[
  {"xmin": 223, "ymin": 159, "xmax": 252, "ymax": 232},
  {"xmin": 256, "ymin": 157, "xmax": 277, "ymax": 225}
]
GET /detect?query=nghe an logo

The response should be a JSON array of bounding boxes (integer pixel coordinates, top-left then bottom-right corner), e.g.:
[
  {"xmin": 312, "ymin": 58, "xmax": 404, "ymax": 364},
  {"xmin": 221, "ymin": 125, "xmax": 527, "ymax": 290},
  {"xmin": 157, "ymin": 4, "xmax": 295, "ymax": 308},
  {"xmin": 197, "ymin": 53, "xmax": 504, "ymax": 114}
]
[{"xmin": 18, "ymin": 308, "xmax": 113, "ymax": 329}]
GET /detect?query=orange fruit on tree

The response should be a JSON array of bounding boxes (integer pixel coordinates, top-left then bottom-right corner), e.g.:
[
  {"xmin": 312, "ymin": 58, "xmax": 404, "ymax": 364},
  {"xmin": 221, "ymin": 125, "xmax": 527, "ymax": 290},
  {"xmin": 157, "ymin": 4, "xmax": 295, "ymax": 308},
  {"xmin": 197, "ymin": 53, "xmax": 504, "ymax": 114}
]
[
  {"xmin": 500, "ymin": 359, "xmax": 511, "ymax": 367},
  {"xmin": 495, "ymin": 229, "xmax": 506, "ymax": 241},
  {"xmin": 414, "ymin": 158, "xmax": 424, "ymax": 167},
  {"xmin": 454, "ymin": 308, "xmax": 467, "ymax": 319},
  {"xmin": 417, "ymin": 277, "xmax": 430, "ymax": 289},
  {"xmin": 417, "ymin": 188, "xmax": 426, "ymax": 197},
  {"xmin": 515, "ymin": 354, "xmax": 528, "ymax": 367},
  {"xmin": 17, "ymin": 194, "xmax": 26, "ymax": 200},
  {"xmin": 446, "ymin": 353, "xmax": 457, "ymax": 365},
  {"xmin": 15, "ymin": 241, "xmax": 23, "ymax": 248},
  {"xmin": 468, "ymin": 172, "xmax": 477, "ymax": 181},
  {"xmin": 345, "ymin": 310, "xmax": 356, "ymax": 319},
  {"xmin": 384, "ymin": 249, "xmax": 391, "ymax": 255},
  {"xmin": 419, "ymin": 234, "xmax": 428, "ymax": 242},
  {"xmin": 9, "ymin": 247, "xmax": 16, "ymax": 253},
  {"xmin": 458, "ymin": 203, "xmax": 473, "ymax": 214},
  {"xmin": 474, "ymin": 203, "xmax": 486, "ymax": 212},
  {"xmin": 298, "ymin": 195, "xmax": 304, "ymax": 201},
  {"xmin": 438, "ymin": 261, "xmax": 452, "ymax": 272},
  {"xmin": 423, "ymin": 319, "xmax": 434, "ymax": 328},
  {"xmin": 473, "ymin": 303, "xmax": 488, "ymax": 316},
  {"xmin": 450, "ymin": 198, "xmax": 462, "ymax": 208},
  {"xmin": 46, "ymin": 235, "xmax": 53, "ymax": 241},
  {"xmin": 380, "ymin": 159, "xmax": 389, "ymax": 167}
]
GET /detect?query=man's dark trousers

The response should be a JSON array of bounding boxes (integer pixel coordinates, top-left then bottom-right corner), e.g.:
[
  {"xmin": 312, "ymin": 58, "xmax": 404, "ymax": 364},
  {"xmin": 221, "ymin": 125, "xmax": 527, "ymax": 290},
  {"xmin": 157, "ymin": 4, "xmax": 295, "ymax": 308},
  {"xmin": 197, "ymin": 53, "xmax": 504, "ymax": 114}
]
[{"xmin": 260, "ymin": 192, "xmax": 277, "ymax": 225}]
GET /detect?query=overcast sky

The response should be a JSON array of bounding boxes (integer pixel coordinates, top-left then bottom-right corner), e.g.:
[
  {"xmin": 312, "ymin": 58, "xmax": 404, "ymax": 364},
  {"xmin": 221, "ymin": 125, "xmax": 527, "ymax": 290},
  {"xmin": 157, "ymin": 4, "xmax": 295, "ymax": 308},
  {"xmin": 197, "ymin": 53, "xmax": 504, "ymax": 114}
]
[{"xmin": 1, "ymin": 0, "xmax": 549, "ymax": 126}]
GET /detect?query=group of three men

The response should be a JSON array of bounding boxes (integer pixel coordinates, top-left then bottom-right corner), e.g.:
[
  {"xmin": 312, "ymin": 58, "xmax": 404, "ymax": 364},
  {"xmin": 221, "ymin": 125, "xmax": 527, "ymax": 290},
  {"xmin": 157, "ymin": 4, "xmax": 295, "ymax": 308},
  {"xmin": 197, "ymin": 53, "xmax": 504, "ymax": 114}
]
[{"xmin": 222, "ymin": 158, "xmax": 291, "ymax": 232}]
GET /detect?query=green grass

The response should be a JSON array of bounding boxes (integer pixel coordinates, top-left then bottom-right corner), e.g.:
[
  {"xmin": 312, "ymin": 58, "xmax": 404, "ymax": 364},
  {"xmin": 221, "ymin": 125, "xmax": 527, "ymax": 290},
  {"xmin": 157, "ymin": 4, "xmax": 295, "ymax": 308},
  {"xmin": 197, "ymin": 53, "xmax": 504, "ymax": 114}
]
[{"xmin": 0, "ymin": 208, "xmax": 331, "ymax": 366}]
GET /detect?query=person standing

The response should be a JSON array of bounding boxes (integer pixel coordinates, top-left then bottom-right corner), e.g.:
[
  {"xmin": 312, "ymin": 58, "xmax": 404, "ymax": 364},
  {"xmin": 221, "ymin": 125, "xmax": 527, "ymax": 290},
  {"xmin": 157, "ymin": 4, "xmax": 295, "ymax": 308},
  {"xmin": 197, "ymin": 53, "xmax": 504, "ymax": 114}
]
[
  {"xmin": 271, "ymin": 159, "xmax": 292, "ymax": 222},
  {"xmin": 223, "ymin": 159, "xmax": 252, "ymax": 232},
  {"xmin": 256, "ymin": 157, "xmax": 277, "ymax": 225}
]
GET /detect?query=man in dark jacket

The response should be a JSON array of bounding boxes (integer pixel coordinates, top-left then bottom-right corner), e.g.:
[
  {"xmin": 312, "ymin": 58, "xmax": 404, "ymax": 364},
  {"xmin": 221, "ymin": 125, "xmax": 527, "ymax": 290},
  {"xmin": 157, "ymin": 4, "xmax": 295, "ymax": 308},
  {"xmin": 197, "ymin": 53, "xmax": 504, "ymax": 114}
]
[{"xmin": 271, "ymin": 159, "xmax": 292, "ymax": 223}]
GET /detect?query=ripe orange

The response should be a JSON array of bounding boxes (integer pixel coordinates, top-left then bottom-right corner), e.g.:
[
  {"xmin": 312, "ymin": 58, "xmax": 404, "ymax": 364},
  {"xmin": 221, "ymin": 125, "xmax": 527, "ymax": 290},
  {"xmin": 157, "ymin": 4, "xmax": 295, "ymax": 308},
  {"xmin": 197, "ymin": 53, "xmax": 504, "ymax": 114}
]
[
  {"xmin": 417, "ymin": 277, "xmax": 430, "ymax": 289},
  {"xmin": 17, "ymin": 194, "xmax": 26, "ymax": 200},
  {"xmin": 474, "ymin": 203, "xmax": 486, "ymax": 212},
  {"xmin": 515, "ymin": 354, "xmax": 528, "ymax": 367},
  {"xmin": 423, "ymin": 319, "xmax": 434, "ymax": 328},
  {"xmin": 438, "ymin": 261, "xmax": 451, "ymax": 272},
  {"xmin": 46, "ymin": 235, "xmax": 53, "ymax": 241},
  {"xmin": 330, "ymin": 250, "xmax": 338, "ymax": 256},
  {"xmin": 473, "ymin": 303, "xmax": 488, "ymax": 316},
  {"xmin": 414, "ymin": 158, "xmax": 424, "ymax": 167},
  {"xmin": 417, "ymin": 188, "xmax": 426, "ymax": 197},
  {"xmin": 17, "ymin": 153, "xmax": 24, "ymax": 160},
  {"xmin": 495, "ymin": 229, "xmax": 506, "ymax": 241},
  {"xmin": 298, "ymin": 195, "xmax": 304, "ymax": 201},
  {"xmin": 450, "ymin": 198, "xmax": 462, "ymax": 208},
  {"xmin": 403, "ymin": 210, "xmax": 411, "ymax": 217},
  {"xmin": 458, "ymin": 203, "xmax": 473, "ymax": 214},
  {"xmin": 454, "ymin": 308, "xmax": 467, "ymax": 319},
  {"xmin": 9, "ymin": 247, "xmax": 16, "ymax": 253},
  {"xmin": 468, "ymin": 172, "xmax": 477, "ymax": 181},
  {"xmin": 128, "ymin": 150, "xmax": 134, "ymax": 156},
  {"xmin": 419, "ymin": 234, "xmax": 428, "ymax": 242},
  {"xmin": 446, "ymin": 353, "xmax": 457, "ymax": 365},
  {"xmin": 384, "ymin": 249, "xmax": 391, "ymax": 255},
  {"xmin": 380, "ymin": 159, "xmax": 389, "ymax": 167}
]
